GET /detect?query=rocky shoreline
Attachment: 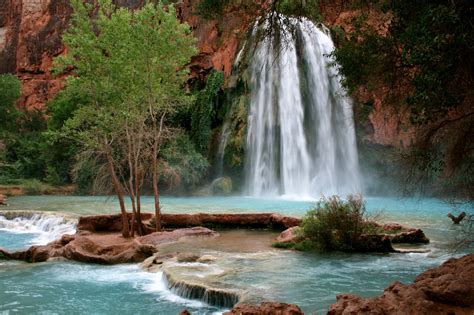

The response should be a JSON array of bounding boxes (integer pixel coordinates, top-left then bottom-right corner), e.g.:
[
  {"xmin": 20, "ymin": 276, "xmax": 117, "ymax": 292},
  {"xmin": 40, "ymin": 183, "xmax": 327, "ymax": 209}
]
[
  {"xmin": 0, "ymin": 212, "xmax": 432, "ymax": 264},
  {"xmin": 2, "ymin": 212, "xmax": 468, "ymax": 314},
  {"xmin": 328, "ymin": 253, "xmax": 474, "ymax": 315}
]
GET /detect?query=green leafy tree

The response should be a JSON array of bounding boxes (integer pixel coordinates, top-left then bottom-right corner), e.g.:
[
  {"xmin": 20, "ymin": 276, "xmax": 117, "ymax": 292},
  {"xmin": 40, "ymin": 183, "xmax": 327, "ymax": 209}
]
[
  {"xmin": 55, "ymin": 0, "xmax": 197, "ymax": 236},
  {"xmin": 0, "ymin": 74, "xmax": 21, "ymax": 134}
]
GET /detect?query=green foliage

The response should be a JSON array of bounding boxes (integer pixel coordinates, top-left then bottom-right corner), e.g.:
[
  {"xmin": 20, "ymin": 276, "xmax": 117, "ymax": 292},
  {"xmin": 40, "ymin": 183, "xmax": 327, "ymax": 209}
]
[
  {"xmin": 159, "ymin": 135, "xmax": 209, "ymax": 190},
  {"xmin": 196, "ymin": 0, "xmax": 229, "ymax": 19},
  {"xmin": 191, "ymin": 70, "xmax": 224, "ymax": 154},
  {"xmin": 22, "ymin": 179, "xmax": 45, "ymax": 195},
  {"xmin": 54, "ymin": 0, "xmax": 198, "ymax": 193},
  {"xmin": 274, "ymin": 0, "xmax": 320, "ymax": 21},
  {"xmin": 301, "ymin": 195, "xmax": 368, "ymax": 251},
  {"xmin": 2, "ymin": 110, "xmax": 49, "ymax": 181},
  {"xmin": 0, "ymin": 74, "xmax": 21, "ymax": 134},
  {"xmin": 333, "ymin": 0, "xmax": 472, "ymax": 124}
]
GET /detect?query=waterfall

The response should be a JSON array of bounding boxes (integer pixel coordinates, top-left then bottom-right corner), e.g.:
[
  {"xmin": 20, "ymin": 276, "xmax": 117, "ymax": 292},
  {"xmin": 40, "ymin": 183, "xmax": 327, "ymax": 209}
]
[
  {"xmin": 245, "ymin": 18, "xmax": 361, "ymax": 199},
  {"xmin": 0, "ymin": 211, "xmax": 77, "ymax": 245}
]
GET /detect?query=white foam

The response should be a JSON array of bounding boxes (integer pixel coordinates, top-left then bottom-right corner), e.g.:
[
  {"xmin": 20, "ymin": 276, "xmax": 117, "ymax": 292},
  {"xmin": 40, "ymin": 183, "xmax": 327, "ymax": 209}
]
[
  {"xmin": 141, "ymin": 271, "xmax": 207, "ymax": 308},
  {"xmin": 0, "ymin": 213, "xmax": 76, "ymax": 246}
]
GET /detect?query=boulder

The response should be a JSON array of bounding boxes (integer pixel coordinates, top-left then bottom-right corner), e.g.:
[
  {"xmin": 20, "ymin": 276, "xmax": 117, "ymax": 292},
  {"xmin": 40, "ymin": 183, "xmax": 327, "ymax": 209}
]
[
  {"xmin": 328, "ymin": 253, "xmax": 474, "ymax": 315},
  {"xmin": 0, "ymin": 194, "xmax": 7, "ymax": 205},
  {"xmin": 377, "ymin": 222, "xmax": 430, "ymax": 244},
  {"xmin": 210, "ymin": 177, "xmax": 233, "ymax": 195},
  {"xmin": 276, "ymin": 227, "xmax": 301, "ymax": 244},
  {"xmin": 224, "ymin": 302, "xmax": 304, "ymax": 315},
  {"xmin": 389, "ymin": 228, "xmax": 429, "ymax": 244},
  {"xmin": 354, "ymin": 234, "xmax": 395, "ymax": 253},
  {"xmin": 0, "ymin": 227, "xmax": 217, "ymax": 264}
]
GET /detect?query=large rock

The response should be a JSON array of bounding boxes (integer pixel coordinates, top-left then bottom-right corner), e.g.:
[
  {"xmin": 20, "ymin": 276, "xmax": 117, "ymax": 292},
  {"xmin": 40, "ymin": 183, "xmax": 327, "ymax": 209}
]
[
  {"xmin": 77, "ymin": 213, "xmax": 153, "ymax": 232},
  {"xmin": 223, "ymin": 302, "xmax": 304, "ymax": 315},
  {"xmin": 0, "ymin": 227, "xmax": 217, "ymax": 264},
  {"xmin": 210, "ymin": 177, "xmax": 233, "ymax": 195},
  {"xmin": 276, "ymin": 227, "xmax": 301, "ymax": 244},
  {"xmin": 328, "ymin": 254, "xmax": 474, "ymax": 315},
  {"xmin": 161, "ymin": 213, "xmax": 301, "ymax": 230},
  {"xmin": 380, "ymin": 223, "xmax": 430, "ymax": 244},
  {"xmin": 0, "ymin": 193, "xmax": 7, "ymax": 205}
]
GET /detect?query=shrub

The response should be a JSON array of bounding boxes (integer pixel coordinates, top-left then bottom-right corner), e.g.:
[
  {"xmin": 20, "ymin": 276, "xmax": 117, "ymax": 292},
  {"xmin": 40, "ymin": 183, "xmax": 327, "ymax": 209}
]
[
  {"xmin": 22, "ymin": 179, "xmax": 45, "ymax": 195},
  {"xmin": 301, "ymin": 195, "xmax": 368, "ymax": 251}
]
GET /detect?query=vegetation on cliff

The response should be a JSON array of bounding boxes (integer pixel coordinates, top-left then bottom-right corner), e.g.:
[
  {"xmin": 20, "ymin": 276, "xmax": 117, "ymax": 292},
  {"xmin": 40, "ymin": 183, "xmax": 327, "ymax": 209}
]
[{"xmin": 332, "ymin": 0, "xmax": 473, "ymax": 199}]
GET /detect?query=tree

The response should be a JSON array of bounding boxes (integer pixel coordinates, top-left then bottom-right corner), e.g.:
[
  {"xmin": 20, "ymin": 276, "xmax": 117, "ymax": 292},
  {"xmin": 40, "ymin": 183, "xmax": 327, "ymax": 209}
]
[
  {"xmin": 0, "ymin": 74, "xmax": 21, "ymax": 135},
  {"xmin": 55, "ymin": 0, "xmax": 197, "ymax": 236}
]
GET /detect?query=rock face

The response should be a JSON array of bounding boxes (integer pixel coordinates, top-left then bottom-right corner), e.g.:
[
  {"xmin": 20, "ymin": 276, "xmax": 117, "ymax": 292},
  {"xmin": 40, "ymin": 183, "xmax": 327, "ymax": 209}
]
[
  {"xmin": 161, "ymin": 213, "xmax": 301, "ymax": 230},
  {"xmin": 78, "ymin": 212, "xmax": 301, "ymax": 232},
  {"xmin": 223, "ymin": 302, "xmax": 304, "ymax": 315},
  {"xmin": 77, "ymin": 213, "xmax": 154, "ymax": 232},
  {"xmin": 328, "ymin": 254, "xmax": 474, "ymax": 315},
  {"xmin": 1, "ymin": 0, "xmax": 254, "ymax": 111},
  {"xmin": 0, "ymin": 226, "xmax": 218, "ymax": 264},
  {"xmin": 0, "ymin": 0, "xmax": 71, "ymax": 110}
]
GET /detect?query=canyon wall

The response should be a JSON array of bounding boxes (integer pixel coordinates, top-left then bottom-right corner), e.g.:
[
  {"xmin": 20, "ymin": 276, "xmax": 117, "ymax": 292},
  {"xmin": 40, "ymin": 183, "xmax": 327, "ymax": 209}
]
[{"xmin": 0, "ymin": 0, "xmax": 409, "ymax": 148}]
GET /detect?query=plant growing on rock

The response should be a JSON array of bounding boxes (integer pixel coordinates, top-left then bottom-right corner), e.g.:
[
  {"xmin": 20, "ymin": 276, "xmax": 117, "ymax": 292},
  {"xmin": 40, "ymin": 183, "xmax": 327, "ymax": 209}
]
[{"xmin": 301, "ymin": 195, "xmax": 369, "ymax": 251}]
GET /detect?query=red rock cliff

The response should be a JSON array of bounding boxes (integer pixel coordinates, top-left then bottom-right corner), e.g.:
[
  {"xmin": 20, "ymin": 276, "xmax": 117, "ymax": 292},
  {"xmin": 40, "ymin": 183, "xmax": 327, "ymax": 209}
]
[
  {"xmin": 0, "ymin": 0, "xmax": 256, "ymax": 111},
  {"xmin": 0, "ymin": 0, "xmax": 414, "ymax": 148}
]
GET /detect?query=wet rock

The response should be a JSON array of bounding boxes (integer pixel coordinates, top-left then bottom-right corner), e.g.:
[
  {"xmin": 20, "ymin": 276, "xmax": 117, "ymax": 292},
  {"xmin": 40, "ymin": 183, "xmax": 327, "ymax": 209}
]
[
  {"xmin": 197, "ymin": 255, "xmax": 217, "ymax": 263},
  {"xmin": 389, "ymin": 228, "xmax": 429, "ymax": 244},
  {"xmin": 224, "ymin": 302, "xmax": 304, "ymax": 315},
  {"xmin": 276, "ymin": 227, "xmax": 301, "ymax": 244},
  {"xmin": 179, "ymin": 310, "xmax": 191, "ymax": 315},
  {"xmin": 210, "ymin": 177, "xmax": 233, "ymax": 195},
  {"xmin": 161, "ymin": 213, "xmax": 301, "ymax": 230},
  {"xmin": 77, "ymin": 213, "xmax": 153, "ymax": 232},
  {"xmin": 0, "ymin": 193, "xmax": 7, "ymax": 205},
  {"xmin": 328, "ymin": 253, "xmax": 474, "ymax": 315},
  {"xmin": 163, "ymin": 267, "xmax": 241, "ymax": 308},
  {"xmin": 1, "ymin": 227, "xmax": 217, "ymax": 264},
  {"xmin": 355, "ymin": 234, "xmax": 395, "ymax": 253},
  {"xmin": 177, "ymin": 253, "xmax": 201, "ymax": 263},
  {"xmin": 140, "ymin": 252, "xmax": 177, "ymax": 270},
  {"xmin": 139, "ymin": 227, "xmax": 218, "ymax": 246},
  {"xmin": 375, "ymin": 222, "xmax": 430, "ymax": 244}
]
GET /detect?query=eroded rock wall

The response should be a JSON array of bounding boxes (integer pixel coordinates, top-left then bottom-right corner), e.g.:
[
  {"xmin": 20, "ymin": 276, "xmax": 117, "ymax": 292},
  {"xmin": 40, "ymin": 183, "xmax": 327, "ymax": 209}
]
[{"xmin": 1, "ymin": 0, "xmax": 413, "ymax": 151}]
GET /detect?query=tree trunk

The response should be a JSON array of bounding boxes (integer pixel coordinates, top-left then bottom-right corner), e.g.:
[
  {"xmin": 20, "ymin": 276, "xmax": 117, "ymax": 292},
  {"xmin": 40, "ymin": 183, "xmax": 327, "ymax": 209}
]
[
  {"xmin": 126, "ymin": 128, "xmax": 138, "ymax": 237},
  {"xmin": 152, "ymin": 113, "xmax": 165, "ymax": 232},
  {"xmin": 135, "ymin": 169, "xmax": 144, "ymax": 235},
  {"xmin": 105, "ymin": 145, "xmax": 130, "ymax": 238},
  {"xmin": 152, "ymin": 154, "xmax": 161, "ymax": 232}
]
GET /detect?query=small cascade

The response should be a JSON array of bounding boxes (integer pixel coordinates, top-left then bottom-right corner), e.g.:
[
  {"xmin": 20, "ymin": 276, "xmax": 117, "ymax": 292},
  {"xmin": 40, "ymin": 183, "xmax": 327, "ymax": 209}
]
[
  {"xmin": 0, "ymin": 211, "xmax": 77, "ymax": 245},
  {"xmin": 161, "ymin": 263, "xmax": 242, "ymax": 308},
  {"xmin": 214, "ymin": 119, "xmax": 231, "ymax": 179},
  {"xmin": 245, "ymin": 18, "xmax": 361, "ymax": 198}
]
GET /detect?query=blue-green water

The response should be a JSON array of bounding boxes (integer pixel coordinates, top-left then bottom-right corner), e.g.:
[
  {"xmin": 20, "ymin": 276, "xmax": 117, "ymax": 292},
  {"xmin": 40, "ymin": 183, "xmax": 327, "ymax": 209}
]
[{"xmin": 0, "ymin": 195, "xmax": 472, "ymax": 314}]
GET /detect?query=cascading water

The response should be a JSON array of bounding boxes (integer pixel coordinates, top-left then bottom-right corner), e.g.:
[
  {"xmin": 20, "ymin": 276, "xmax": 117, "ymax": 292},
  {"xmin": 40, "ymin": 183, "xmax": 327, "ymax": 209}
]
[
  {"xmin": 245, "ymin": 18, "xmax": 361, "ymax": 198},
  {"xmin": 0, "ymin": 211, "xmax": 76, "ymax": 247}
]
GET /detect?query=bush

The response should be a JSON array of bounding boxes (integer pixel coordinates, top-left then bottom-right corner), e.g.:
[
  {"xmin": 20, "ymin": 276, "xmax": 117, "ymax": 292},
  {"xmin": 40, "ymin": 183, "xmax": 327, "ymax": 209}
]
[
  {"xmin": 301, "ymin": 195, "xmax": 368, "ymax": 251},
  {"xmin": 22, "ymin": 179, "xmax": 45, "ymax": 195}
]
